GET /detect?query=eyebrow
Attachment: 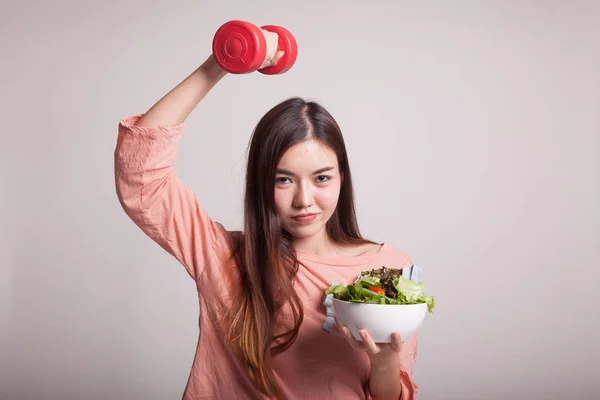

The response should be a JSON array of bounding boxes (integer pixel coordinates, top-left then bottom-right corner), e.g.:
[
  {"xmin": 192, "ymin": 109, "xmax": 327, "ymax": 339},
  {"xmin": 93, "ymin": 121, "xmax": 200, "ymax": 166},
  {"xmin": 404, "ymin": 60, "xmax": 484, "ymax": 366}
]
[{"xmin": 276, "ymin": 166, "xmax": 336, "ymax": 177}]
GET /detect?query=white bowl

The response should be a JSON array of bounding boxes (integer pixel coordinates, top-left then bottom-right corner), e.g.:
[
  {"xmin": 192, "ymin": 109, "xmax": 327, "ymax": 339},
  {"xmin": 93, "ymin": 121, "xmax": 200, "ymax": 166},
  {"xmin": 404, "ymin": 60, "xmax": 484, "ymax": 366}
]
[{"xmin": 332, "ymin": 298, "xmax": 428, "ymax": 343}]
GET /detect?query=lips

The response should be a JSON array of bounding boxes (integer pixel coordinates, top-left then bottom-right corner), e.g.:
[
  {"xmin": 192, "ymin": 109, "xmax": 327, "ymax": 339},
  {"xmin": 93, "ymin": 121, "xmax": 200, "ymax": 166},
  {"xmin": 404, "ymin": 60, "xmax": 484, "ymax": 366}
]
[{"xmin": 292, "ymin": 213, "xmax": 318, "ymax": 223}]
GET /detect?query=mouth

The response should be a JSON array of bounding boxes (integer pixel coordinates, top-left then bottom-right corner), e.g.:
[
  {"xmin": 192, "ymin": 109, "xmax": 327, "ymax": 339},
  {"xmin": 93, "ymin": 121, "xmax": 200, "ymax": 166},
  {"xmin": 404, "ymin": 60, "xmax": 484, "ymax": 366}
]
[{"xmin": 292, "ymin": 213, "xmax": 319, "ymax": 224}]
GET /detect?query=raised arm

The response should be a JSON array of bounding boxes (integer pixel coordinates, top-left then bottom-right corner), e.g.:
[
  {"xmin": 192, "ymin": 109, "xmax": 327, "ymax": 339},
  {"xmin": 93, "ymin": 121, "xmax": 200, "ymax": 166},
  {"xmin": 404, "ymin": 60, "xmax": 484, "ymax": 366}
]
[
  {"xmin": 135, "ymin": 55, "xmax": 227, "ymax": 128},
  {"xmin": 114, "ymin": 55, "xmax": 229, "ymax": 280},
  {"xmin": 114, "ymin": 26, "xmax": 283, "ymax": 280}
]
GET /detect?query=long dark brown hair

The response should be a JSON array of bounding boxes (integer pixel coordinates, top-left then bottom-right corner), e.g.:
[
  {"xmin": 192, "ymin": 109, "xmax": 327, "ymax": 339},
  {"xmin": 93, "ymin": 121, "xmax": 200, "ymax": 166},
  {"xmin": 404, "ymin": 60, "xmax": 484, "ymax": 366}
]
[{"xmin": 224, "ymin": 97, "xmax": 373, "ymax": 397}]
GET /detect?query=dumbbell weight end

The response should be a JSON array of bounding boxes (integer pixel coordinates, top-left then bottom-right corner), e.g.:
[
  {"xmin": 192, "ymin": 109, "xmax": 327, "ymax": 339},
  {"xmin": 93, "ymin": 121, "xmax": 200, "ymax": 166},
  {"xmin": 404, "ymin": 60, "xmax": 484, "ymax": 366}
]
[{"xmin": 212, "ymin": 20, "xmax": 266, "ymax": 74}]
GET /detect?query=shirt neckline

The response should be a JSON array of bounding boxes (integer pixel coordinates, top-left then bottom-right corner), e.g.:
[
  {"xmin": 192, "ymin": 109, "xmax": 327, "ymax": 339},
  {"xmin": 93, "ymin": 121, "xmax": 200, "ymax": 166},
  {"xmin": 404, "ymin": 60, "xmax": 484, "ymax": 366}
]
[{"xmin": 295, "ymin": 242, "xmax": 389, "ymax": 266}]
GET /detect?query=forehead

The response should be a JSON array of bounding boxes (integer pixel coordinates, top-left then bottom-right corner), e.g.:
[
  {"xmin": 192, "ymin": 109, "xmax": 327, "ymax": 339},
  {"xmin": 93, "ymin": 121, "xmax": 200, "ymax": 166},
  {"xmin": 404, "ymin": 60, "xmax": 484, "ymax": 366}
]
[{"xmin": 277, "ymin": 140, "xmax": 338, "ymax": 172}]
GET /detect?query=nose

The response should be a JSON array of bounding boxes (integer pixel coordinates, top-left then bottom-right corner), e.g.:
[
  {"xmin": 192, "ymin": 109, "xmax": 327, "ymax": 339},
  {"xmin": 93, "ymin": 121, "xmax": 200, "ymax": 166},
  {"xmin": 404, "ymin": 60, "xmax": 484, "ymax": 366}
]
[{"xmin": 293, "ymin": 182, "xmax": 313, "ymax": 209}]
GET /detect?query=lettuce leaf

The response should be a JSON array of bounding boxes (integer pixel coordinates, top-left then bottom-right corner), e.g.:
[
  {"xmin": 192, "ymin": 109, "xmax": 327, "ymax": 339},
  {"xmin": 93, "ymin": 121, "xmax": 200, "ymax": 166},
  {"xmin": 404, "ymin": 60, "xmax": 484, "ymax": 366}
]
[{"xmin": 325, "ymin": 267, "xmax": 435, "ymax": 312}]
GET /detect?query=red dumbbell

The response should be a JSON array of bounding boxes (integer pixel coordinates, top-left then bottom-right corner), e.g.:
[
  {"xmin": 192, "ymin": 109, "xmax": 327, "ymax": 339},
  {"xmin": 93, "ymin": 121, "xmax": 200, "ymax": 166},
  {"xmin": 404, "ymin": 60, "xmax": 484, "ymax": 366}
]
[{"xmin": 212, "ymin": 20, "xmax": 298, "ymax": 75}]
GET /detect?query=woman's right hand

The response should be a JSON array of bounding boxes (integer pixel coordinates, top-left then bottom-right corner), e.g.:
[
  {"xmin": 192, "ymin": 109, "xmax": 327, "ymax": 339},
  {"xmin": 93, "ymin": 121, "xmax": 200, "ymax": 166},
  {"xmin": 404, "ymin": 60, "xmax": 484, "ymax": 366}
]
[{"xmin": 259, "ymin": 29, "xmax": 285, "ymax": 70}]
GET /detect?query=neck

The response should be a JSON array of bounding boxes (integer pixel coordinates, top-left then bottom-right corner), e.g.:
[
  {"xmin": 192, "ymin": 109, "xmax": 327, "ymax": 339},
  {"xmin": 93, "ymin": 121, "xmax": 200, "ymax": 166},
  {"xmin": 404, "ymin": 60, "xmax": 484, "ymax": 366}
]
[{"xmin": 290, "ymin": 227, "xmax": 336, "ymax": 256}]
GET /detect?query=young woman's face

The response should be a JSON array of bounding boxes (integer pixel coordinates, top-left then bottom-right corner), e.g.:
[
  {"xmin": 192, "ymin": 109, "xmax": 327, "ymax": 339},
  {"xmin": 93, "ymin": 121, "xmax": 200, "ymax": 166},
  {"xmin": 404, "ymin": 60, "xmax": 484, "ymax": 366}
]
[{"xmin": 274, "ymin": 139, "xmax": 342, "ymax": 242}]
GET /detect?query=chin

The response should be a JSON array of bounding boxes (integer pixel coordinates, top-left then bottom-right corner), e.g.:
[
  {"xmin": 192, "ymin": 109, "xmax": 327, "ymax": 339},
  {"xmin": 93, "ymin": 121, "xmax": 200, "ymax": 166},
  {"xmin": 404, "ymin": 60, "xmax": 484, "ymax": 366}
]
[{"xmin": 283, "ymin": 224, "xmax": 324, "ymax": 240}]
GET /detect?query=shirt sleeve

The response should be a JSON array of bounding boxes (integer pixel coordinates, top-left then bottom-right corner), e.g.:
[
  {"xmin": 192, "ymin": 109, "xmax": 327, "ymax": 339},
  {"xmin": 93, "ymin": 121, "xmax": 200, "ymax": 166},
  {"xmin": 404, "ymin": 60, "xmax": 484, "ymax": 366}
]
[
  {"xmin": 398, "ymin": 334, "xmax": 420, "ymax": 399},
  {"xmin": 114, "ymin": 114, "xmax": 231, "ymax": 280}
]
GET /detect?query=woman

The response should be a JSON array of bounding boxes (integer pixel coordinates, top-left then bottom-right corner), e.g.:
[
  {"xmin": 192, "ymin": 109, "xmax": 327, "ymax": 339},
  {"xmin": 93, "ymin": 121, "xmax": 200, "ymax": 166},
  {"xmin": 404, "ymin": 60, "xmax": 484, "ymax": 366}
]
[{"xmin": 114, "ymin": 30, "xmax": 420, "ymax": 400}]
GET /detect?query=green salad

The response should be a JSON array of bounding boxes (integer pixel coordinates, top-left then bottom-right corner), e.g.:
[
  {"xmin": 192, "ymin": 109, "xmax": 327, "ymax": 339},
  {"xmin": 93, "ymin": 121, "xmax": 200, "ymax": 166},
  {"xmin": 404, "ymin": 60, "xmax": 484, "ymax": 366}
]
[{"xmin": 325, "ymin": 266, "xmax": 435, "ymax": 313}]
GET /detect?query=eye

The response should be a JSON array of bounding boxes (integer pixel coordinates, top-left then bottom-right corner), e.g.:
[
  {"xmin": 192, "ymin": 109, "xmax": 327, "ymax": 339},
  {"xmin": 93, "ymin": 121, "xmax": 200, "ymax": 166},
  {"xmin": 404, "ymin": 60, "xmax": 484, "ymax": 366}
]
[
  {"xmin": 316, "ymin": 175, "xmax": 331, "ymax": 183},
  {"xmin": 276, "ymin": 177, "xmax": 292, "ymax": 184}
]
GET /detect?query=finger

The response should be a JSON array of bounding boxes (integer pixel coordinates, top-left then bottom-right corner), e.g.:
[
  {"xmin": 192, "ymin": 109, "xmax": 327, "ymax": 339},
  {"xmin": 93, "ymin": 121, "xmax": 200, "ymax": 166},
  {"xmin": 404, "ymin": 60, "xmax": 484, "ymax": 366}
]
[
  {"xmin": 342, "ymin": 326, "xmax": 364, "ymax": 351},
  {"xmin": 342, "ymin": 327, "xmax": 361, "ymax": 350},
  {"xmin": 271, "ymin": 51, "xmax": 285, "ymax": 65},
  {"xmin": 359, "ymin": 330, "xmax": 380, "ymax": 356},
  {"xmin": 334, "ymin": 317, "xmax": 344, "ymax": 331},
  {"xmin": 390, "ymin": 332, "xmax": 403, "ymax": 353}
]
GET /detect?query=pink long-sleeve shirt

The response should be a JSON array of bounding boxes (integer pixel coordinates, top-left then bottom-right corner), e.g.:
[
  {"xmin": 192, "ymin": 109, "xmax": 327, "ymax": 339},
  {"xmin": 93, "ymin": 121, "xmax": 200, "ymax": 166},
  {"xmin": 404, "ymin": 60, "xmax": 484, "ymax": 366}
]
[{"xmin": 114, "ymin": 114, "xmax": 420, "ymax": 399}]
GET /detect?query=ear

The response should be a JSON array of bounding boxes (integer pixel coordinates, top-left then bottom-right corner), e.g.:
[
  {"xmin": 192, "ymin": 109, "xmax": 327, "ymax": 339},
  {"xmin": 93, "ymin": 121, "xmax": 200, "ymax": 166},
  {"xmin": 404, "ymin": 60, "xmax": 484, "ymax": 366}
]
[{"xmin": 341, "ymin": 171, "xmax": 345, "ymax": 185}]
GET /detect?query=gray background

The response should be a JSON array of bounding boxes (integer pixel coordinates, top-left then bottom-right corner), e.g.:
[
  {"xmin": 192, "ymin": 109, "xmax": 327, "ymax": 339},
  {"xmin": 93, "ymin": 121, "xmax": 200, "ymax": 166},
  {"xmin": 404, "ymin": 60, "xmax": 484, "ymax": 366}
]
[{"xmin": 1, "ymin": 1, "xmax": 598, "ymax": 399}]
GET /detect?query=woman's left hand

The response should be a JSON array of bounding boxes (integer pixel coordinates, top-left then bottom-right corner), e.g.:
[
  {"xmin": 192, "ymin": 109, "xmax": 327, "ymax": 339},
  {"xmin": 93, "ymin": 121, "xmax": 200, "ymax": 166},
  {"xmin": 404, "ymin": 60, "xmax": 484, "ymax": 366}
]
[{"xmin": 340, "ymin": 325, "xmax": 403, "ymax": 369}]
